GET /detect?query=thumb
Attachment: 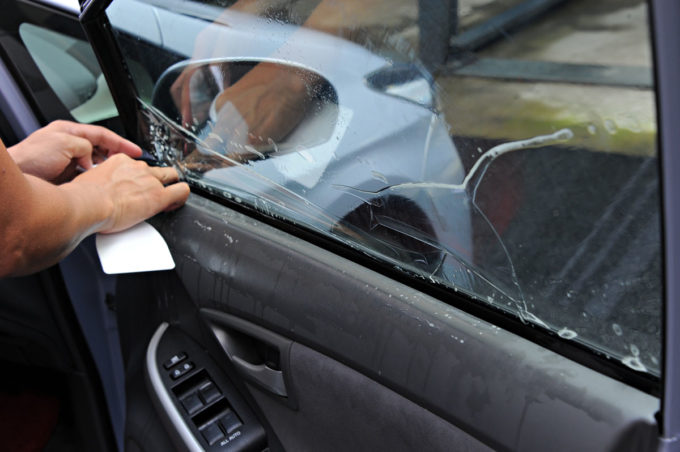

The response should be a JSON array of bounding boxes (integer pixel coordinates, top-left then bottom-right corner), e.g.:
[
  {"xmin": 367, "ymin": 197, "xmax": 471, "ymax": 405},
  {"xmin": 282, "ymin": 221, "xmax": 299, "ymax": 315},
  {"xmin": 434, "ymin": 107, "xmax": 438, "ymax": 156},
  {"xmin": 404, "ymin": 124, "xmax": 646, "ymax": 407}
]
[
  {"xmin": 64, "ymin": 133, "xmax": 95, "ymax": 170},
  {"xmin": 162, "ymin": 182, "xmax": 191, "ymax": 211},
  {"xmin": 76, "ymin": 153, "xmax": 94, "ymax": 171}
]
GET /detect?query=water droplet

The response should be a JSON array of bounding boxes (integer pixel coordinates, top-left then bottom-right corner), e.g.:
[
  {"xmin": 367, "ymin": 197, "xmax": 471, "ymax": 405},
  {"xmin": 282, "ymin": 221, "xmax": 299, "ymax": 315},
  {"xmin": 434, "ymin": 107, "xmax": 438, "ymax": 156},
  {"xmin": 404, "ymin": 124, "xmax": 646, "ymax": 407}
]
[
  {"xmin": 587, "ymin": 124, "xmax": 597, "ymax": 135},
  {"xmin": 630, "ymin": 344, "xmax": 640, "ymax": 357},
  {"xmin": 612, "ymin": 324, "xmax": 623, "ymax": 336},
  {"xmin": 604, "ymin": 119, "xmax": 617, "ymax": 134},
  {"xmin": 267, "ymin": 137, "xmax": 279, "ymax": 152},
  {"xmin": 622, "ymin": 356, "xmax": 647, "ymax": 372},
  {"xmin": 371, "ymin": 171, "xmax": 389, "ymax": 184},
  {"xmin": 244, "ymin": 145, "xmax": 265, "ymax": 159},
  {"xmin": 298, "ymin": 150, "xmax": 315, "ymax": 163},
  {"xmin": 558, "ymin": 328, "xmax": 578, "ymax": 340}
]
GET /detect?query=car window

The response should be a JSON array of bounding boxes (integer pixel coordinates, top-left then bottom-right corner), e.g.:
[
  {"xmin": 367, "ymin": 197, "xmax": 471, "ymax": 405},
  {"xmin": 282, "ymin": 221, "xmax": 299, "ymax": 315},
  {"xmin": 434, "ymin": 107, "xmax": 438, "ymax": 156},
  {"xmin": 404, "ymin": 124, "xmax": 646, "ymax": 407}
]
[
  {"xmin": 18, "ymin": 23, "xmax": 118, "ymax": 123},
  {"xmin": 104, "ymin": 0, "xmax": 661, "ymax": 378}
]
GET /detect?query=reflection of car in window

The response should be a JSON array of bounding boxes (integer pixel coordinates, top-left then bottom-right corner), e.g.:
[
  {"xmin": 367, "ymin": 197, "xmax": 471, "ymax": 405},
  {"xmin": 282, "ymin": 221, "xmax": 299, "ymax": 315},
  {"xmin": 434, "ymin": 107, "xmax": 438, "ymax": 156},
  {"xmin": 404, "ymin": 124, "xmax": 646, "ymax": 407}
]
[
  {"xmin": 110, "ymin": 0, "xmax": 481, "ymax": 288},
  {"xmin": 104, "ymin": 0, "xmax": 662, "ymax": 376},
  {"xmin": 334, "ymin": 194, "xmax": 443, "ymax": 275}
]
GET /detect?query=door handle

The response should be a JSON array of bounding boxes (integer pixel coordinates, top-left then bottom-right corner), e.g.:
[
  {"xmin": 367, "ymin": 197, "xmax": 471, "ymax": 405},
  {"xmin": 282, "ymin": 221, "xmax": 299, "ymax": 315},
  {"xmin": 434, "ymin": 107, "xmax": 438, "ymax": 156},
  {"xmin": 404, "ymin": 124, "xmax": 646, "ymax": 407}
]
[
  {"xmin": 213, "ymin": 328, "xmax": 288, "ymax": 397},
  {"xmin": 201, "ymin": 309, "xmax": 293, "ymax": 400}
]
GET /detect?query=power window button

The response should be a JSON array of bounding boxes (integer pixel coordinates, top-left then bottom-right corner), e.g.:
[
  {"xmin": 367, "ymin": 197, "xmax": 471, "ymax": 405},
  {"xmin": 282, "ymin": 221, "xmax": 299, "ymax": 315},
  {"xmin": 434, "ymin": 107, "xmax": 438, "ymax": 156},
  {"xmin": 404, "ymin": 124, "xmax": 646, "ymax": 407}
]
[
  {"xmin": 180, "ymin": 392, "xmax": 203, "ymax": 416},
  {"xmin": 201, "ymin": 422, "xmax": 224, "ymax": 446},
  {"xmin": 199, "ymin": 381, "xmax": 221, "ymax": 405},
  {"xmin": 220, "ymin": 410, "xmax": 242, "ymax": 434}
]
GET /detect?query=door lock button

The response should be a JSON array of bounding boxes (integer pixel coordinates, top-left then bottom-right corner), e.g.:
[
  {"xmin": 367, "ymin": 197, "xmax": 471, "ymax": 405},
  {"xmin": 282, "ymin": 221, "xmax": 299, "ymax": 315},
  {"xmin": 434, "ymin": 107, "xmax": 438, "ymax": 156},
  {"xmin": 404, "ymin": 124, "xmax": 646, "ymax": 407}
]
[{"xmin": 170, "ymin": 361, "xmax": 194, "ymax": 380}]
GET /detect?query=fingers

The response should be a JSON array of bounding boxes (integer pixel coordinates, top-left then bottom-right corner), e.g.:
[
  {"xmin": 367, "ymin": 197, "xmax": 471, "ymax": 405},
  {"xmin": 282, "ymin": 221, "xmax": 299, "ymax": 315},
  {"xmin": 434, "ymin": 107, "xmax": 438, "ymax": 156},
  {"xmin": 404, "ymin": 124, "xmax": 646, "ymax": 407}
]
[
  {"xmin": 49, "ymin": 120, "xmax": 142, "ymax": 159},
  {"xmin": 162, "ymin": 182, "xmax": 191, "ymax": 211},
  {"xmin": 140, "ymin": 165, "xmax": 188, "ymax": 212},
  {"xmin": 47, "ymin": 123, "xmax": 190, "ymax": 231},
  {"xmin": 143, "ymin": 165, "xmax": 188, "ymax": 213},
  {"xmin": 109, "ymin": 155, "xmax": 181, "ymax": 186},
  {"xmin": 62, "ymin": 134, "xmax": 95, "ymax": 170},
  {"xmin": 148, "ymin": 165, "xmax": 181, "ymax": 185},
  {"xmin": 79, "ymin": 155, "xmax": 190, "ymax": 233}
]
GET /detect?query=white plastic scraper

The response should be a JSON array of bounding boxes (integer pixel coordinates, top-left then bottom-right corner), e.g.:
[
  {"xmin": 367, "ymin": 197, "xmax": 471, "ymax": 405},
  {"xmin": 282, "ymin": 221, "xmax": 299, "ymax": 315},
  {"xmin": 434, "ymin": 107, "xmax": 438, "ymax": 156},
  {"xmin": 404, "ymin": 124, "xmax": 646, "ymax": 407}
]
[{"xmin": 95, "ymin": 221, "xmax": 175, "ymax": 274}]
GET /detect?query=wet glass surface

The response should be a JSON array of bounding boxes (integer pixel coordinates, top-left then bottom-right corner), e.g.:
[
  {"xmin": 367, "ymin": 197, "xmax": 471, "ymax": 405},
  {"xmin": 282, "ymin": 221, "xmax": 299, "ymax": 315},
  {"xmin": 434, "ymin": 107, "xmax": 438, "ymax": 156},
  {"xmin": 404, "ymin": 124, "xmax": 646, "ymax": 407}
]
[{"xmin": 106, "ymin": 0, "xmax": 661, "ymax": 376}]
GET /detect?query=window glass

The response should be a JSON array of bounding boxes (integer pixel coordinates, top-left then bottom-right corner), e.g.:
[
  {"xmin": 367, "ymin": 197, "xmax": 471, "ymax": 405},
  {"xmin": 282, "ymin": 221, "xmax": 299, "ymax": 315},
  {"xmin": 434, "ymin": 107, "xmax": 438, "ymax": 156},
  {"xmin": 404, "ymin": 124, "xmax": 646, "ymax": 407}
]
[
  {"xmin": 106, "ymin": 0, "xmax": 661, "ymax": 376},
  {"xmin": 19, "ymin": 23, "xmax": 118, "ymax": 123}
]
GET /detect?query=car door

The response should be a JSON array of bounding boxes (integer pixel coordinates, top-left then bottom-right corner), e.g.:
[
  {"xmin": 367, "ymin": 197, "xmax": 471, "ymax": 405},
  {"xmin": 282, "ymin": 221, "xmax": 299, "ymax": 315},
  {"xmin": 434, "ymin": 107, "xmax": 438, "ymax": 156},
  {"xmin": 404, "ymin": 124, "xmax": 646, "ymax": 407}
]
[{"xmin": 76, "ymin": 0, "xmax": 672, "ymax": 450}]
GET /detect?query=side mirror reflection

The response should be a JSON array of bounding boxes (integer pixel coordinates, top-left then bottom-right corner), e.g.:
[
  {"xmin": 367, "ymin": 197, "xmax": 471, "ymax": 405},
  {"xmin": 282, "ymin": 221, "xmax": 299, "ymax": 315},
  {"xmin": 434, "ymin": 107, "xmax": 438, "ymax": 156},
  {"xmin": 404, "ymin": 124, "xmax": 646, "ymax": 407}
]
[{"xmin": 152, "ymin": 59, "xmax": 338, "ymax": 162}]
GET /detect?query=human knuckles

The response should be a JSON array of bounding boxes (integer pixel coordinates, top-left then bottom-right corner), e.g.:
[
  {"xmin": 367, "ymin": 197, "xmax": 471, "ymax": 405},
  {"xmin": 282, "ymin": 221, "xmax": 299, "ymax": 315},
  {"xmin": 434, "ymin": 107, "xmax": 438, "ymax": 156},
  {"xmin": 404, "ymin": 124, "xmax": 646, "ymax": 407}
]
[
  {"xmin": 48, "ymin": 119, "xmax": 72, "ymax": 130},
  {"xmin": 88, "ymin": 156, "xmax": 159, "ymax": 187},
  {"xmin": 105, "ymin": 154, "xmax": 151, "ymax": 174}
]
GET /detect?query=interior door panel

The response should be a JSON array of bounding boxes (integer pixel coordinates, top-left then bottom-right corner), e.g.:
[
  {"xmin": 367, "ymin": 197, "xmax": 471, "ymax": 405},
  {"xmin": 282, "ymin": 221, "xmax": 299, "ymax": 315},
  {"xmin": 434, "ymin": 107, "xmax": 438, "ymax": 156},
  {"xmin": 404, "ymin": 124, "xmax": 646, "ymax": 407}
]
[
  {"xmin": 112, "ymin": 193, "xmax": 660, "ymax": 451},
  {"xmin": 236, "ymin": 337, "xmax": 492, "ymax": 452}
]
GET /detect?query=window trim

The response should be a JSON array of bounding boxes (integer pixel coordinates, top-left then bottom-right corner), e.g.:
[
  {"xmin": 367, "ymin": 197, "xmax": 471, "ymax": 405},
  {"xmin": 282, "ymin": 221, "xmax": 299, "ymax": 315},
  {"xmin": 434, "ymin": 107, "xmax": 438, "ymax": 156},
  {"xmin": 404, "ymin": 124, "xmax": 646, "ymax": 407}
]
[
  {"xmin": 650, "ymin": 0, "xmax": 680, "ymax": 443},
  {"xmin": 80, "ymin": 0, "xmax": 140, "ymax": 139}
]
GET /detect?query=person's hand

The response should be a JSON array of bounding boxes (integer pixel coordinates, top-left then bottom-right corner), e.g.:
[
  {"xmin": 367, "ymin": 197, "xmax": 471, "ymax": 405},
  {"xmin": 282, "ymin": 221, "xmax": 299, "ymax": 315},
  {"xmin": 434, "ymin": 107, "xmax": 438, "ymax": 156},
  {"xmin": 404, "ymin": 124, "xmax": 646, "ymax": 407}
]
[
  {"xmin": 8, "ymin": 120, "xmax": 143, "ymax": 184},
  {"xmin": 68, "ymin": 153, "xmax": 190, "ymax": 233},
  {"xmin": 168, "ymin": 0, "xmax": 288, "ymax": 129},
  {"xmin": 209, "ymin": 62, "xmax": 319, "ymax": 151},
  {"xmin": 168, "ymin": 16, "xmax": 240, "ymax": 129},
  {"xmin": 171, "ymin": 64, "xmax": 230, "ymax": 129}
]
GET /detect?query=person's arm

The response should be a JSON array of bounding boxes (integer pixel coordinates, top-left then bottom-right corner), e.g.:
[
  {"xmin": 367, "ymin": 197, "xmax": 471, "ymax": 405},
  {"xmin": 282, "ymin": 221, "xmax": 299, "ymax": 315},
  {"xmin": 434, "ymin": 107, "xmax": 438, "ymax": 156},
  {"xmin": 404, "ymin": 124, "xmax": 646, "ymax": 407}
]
[
  {"xmin": 301, "ymin": 0, "xmax": 368, "ymax": 40},
  {"xmin": 0, "ymin": 142, "xmax": 189, "ymax": 277}
]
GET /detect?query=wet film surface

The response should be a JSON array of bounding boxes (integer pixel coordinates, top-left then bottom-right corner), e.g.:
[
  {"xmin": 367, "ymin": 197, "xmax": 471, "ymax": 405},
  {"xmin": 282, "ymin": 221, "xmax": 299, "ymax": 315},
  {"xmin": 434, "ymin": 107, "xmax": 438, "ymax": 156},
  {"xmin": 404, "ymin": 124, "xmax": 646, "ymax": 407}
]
[{"xmin": 107, "ymin": 0, "xmax": 661, "ymax": 376}]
